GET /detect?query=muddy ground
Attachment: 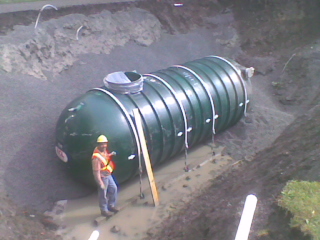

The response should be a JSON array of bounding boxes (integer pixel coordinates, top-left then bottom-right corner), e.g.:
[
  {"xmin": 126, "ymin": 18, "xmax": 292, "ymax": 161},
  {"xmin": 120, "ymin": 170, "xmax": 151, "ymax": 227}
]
[{"xmin": 1, "ymin": 0, "xmax": 320, "ymax": 239}]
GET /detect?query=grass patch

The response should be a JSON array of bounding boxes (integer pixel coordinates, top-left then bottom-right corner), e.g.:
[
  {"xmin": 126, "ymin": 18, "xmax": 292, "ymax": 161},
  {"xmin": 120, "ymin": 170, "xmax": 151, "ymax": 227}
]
[
  {"xmin": 0, "ymin": 0, "xmax": 43, "ymax": 4},
  {"xmin": 278, "ymin": 180, "xmax": 320, "ymax": 240}
]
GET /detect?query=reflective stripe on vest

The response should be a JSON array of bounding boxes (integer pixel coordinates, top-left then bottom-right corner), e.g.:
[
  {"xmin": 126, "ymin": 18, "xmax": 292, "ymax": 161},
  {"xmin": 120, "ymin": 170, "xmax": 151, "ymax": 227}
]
[{"xmin": 92, "ymin": 149, "xmax": 115, "ymax": 173}]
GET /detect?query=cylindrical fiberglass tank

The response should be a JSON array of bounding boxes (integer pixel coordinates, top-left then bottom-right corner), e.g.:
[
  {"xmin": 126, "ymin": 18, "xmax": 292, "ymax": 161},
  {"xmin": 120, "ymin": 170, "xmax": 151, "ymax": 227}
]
[{"xmin": 55, "ymin": 56, "xmax": 253, "ymax": 186}]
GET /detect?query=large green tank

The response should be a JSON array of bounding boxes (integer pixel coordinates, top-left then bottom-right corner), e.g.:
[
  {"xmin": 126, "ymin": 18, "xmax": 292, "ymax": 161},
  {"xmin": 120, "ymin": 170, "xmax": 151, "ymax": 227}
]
[{"xmin": 55, "ymin": 56, "xmax": 253, "ymax": 186}]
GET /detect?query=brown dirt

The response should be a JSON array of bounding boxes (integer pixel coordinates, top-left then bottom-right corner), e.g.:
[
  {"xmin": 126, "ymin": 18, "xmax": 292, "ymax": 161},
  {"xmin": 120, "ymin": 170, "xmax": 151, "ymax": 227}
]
[
  {"xmin": 0, "ymin": 196, "xmax": 61, "ymax": 240},
  {"xmin": 1, "ymin": 0, "xmax": 320, "ymax": 239}
]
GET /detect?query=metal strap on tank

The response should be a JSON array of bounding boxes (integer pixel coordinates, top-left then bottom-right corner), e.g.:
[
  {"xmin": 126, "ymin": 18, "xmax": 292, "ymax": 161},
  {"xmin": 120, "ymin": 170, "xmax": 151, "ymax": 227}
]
[
  {"xmin": 144, "ymin": 74, "xmax": 189, "ymax": 149},
  {"xmin": 173, "ymin": 65, "xmax": 216, "ymax": 135},
  {"xmin": 208, "ymin": 56, "xmax": 249, "ymax": 116},
  {"xmin": 92, "ymin": 88, "xmax": 141, "ymax": 160}
]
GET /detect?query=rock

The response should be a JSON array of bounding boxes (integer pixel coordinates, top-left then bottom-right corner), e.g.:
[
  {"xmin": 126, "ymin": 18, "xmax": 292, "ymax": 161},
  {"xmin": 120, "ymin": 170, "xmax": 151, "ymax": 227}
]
[
  {"xmin": 110, "ymin": 225, "xmax": 121, "ymax": 233},
  {"xmin": 40, "ymin": 217, "xmax": 59, "ymax": 231},
  {"xmin": 185, "ymin": 176, "xmax": 191, "ymax": 181},
  {"xmin": 146, "ymin": 229, "xmax": 154, "ymax": 237},
  {"xmin": 244, "ymin": 155, "xmax": 254, "ymax": 162},
  {"xmin": 182, "ymin": 184, "xmax": 188, "ymax": 188},
  {"xmin": 44, "ymin": 200, "xmax": 67, "ymax": 218}
]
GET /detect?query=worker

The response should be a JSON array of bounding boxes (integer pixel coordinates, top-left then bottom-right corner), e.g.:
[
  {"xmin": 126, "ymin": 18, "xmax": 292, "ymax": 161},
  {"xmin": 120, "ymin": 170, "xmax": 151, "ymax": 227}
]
[{"xmin": 92, "ymin": 135, "xmax": 119, "ymax": 217}]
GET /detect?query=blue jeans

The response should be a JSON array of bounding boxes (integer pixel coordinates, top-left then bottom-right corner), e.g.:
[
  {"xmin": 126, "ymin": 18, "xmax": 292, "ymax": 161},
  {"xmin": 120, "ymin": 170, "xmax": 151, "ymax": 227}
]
[{"xmin": 98, "ymin": 175, "xmax": 118, "ymax": 212}]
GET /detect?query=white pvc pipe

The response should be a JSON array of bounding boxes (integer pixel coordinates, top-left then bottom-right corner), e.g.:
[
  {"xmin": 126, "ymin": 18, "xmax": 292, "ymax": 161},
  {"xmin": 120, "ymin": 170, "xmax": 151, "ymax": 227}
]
[
  {"xmin": 76, "ymin": 25, "xmax": 84, "ymax": 40},
  {"xmin": 234, "ymin": 194, "xmax": 258, "ymax": 240},
  {"xmin": 88, "ymin": 230, "xmax": 99, "ymax": 240},
  {"xmin": 34, "ymin": 4, "xmax": 58, "ymax": 29}
]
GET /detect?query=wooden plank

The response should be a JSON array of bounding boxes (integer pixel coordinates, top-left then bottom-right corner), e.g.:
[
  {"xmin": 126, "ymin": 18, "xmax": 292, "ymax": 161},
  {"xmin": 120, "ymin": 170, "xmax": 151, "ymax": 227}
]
[
  {"xmin": 133, "ymin": 108, "xmax": 160, "ymax": 207},
  {"xmin": 93, "ymin": 215, "xmax": 107, "ymax": 226}
]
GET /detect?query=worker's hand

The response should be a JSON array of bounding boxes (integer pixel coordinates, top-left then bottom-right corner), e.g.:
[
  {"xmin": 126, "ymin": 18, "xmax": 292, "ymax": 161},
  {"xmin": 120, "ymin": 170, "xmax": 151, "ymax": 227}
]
[
  {"xmin": 111, "ymin": 151, "xmax": 117, "ymax": 156},
  {"xmin": 100, "ymin": 183, "xmax": 106, "ymax": 190}
]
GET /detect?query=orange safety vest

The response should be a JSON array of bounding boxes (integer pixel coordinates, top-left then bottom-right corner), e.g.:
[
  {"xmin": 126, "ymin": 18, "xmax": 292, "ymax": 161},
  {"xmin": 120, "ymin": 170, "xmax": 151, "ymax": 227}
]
[{"xmin": 92, "ymin": 147, "xmax": 115, "ymax": 174}]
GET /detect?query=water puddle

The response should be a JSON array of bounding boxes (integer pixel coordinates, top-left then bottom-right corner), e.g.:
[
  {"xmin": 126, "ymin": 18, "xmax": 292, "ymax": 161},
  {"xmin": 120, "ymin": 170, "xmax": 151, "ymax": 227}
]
[{"xmin": 47, "ymin": 142, "xmax": 234, "ymax": 240}]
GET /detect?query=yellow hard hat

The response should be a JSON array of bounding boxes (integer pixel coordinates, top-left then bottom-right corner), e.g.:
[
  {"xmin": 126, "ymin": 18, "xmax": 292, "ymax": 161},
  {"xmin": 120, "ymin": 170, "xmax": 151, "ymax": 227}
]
[{"xmin": 97, "ymin": 135, "xmax": 108, "ymax": 143}]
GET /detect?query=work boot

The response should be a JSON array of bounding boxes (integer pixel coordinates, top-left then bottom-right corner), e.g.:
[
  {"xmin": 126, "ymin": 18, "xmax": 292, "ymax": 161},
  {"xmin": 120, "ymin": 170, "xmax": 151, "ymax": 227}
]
[
  {"xmin": 101, "ymin": 210, "xmax": 113, "ymax": 217},
  {"xmin": 109, "ymin": 206, "xmax": 120, "ymax": 213}
]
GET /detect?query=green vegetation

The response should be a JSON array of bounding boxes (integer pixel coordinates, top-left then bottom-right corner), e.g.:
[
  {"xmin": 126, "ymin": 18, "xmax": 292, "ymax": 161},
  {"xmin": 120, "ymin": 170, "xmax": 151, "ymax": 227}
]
[
  {"xmin": 0, "ymin": 0, "xmax": 43, "ymax": 4},
  {"xmin": 256, "ymin": 229, "xmax": 271, "ymax": 237},
  {"xmin": 278, "ymin": 180, "xmax": 320, "ymax": 240}
]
